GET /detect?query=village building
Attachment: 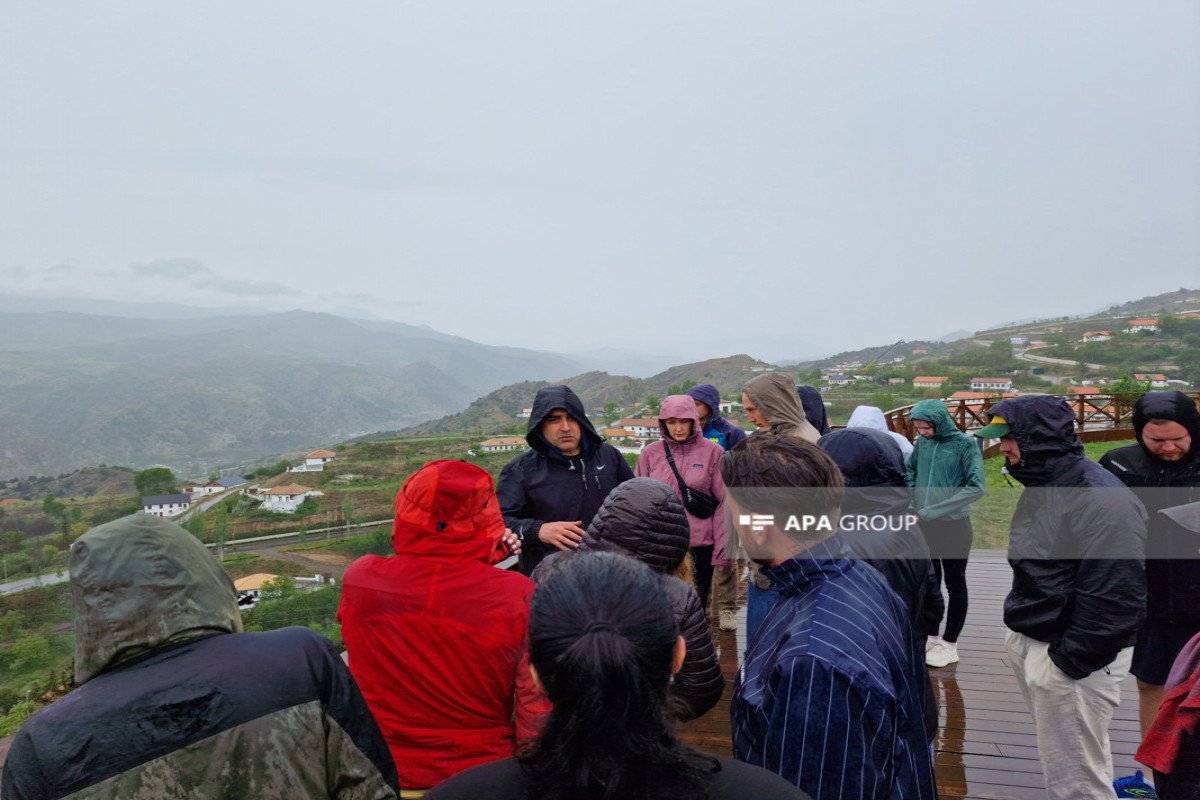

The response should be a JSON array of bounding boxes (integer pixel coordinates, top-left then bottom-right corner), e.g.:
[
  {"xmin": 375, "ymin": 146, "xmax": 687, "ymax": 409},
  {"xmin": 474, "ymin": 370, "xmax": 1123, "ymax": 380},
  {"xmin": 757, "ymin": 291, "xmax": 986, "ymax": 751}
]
[
  {"xmin": 1124, "ymin": 318, "xmax": 1160, "ymax": 333},
  {"xmin": 969, "ymin": 377, "xmax": 1013, "ymax": 392},
  {"xmin": 602, "ymin": 427, "xmax": 634, "ymax": 441},
  {"xmin": 141, "ymin": 494, "xmax": 192, "ymax": 518},
  {"xmin": 912, "ymin": 376, "xmax": 948, "ymax": 390},
  {"xmin": 718, "ymin": 400, "xmax": 742, "ymax": 414},
  {"xmin": 516, "ymin": 407, "xmax": 533, "ymax": 418},
  {"xmin": 258, "ymin": 484, "xmax": 324, "ymax": 514},
  {"xmin": 215, "ymin": 476, "xmax": 248, "ymax": 490},
  {"xmin": 1133, "ymin": 373, "xmax": 1169, "ymax": 388},
  {"xmin": 1079, "ymin": 331, "xmax": 1112, "ymax": 342},
  {"xmin": 616, "ymin": 418, "xmax": 661, "ymax": 438},
  {"xmin": 182, "ymin": 481, "xmax": 224, "ymax": 495},
  {"xmin": 825, "ymin": 373, "xmax": 854, "ymax": 386},
  {"xmin": 480, "ymin": 436, "xmax": 525, "ymax": 452},
  {"xmin": 947, "ymin": 391, "xmax": 1018, "ymax": 405},
  {"xmin": 289, "ymin": 449, "xmax": 336, "ymax": 473}
]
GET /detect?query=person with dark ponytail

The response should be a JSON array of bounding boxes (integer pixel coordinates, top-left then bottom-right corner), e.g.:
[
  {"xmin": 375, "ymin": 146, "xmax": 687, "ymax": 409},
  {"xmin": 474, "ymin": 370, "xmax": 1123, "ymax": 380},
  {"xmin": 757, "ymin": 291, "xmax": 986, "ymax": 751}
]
[{"xmin": 426, "ymin": 551, "xmax": 810, "ymax": 800}]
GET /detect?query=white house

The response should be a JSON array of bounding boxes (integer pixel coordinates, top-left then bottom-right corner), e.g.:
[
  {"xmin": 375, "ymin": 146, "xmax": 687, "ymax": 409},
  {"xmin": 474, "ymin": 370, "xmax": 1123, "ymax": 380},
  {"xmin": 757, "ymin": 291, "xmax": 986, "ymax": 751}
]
[
  {"xmin": 259, "ymin": 484, "xmax": 324, "ymax": 513},
  {"xmin": 1079, "ymin": 331, "xmax": 1112, "ymax": 342},
  {"xmin": 182, "ymin": 482, "xmax": 224, "ymax": 495},
  {"xmin": 290, "ymin": 449, "xmax": 336, "ymax": 473},
  {"xmin": 970, "ymin": 377, "xmax": 1013, "ymax": 392},
  {"xmin": 517, "ymin": 408, "xmax": 533, "ymax": 419},
  {"xmin": 1133, "ymin": 373, "xmax": 1170, "ymax": 388},
  {"xmin": 233, "ymin": 572, "xmax": 280, "ymax": 610},
  {"xmin": 617, "ymin": 418, "xmax": 660, "ymax": 438},
  {"xmin": 912, "ymin": 376, "xmax": 948, "ymax": 390},
  {"xmin": 480, "ymin": 436, "xmax": 525, "ymax": 452},
  {"xmin": 603, "ymin": 427, "xmax": 634, "ymax": 441},
  {"xmin": 825, "ymin": 373, "xmax": 854, "ymax": 386},
  {"xmin": 141, "ymin": 493, "xmax": 192, "ymax": 517},
  {"xmin": 1124, "ymin": 318, "xmax": 1160, "ymax": 333},
  {"xmin": 718, "ymin": 400, "xmax": 742, "ymax": 414}
]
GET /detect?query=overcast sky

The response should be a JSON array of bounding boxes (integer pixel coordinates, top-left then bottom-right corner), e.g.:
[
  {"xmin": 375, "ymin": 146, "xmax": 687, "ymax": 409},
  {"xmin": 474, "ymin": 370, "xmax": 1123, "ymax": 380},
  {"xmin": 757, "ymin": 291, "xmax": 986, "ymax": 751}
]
[{"xmin": 3, "ymin": 2, "xmax": 1198, "ymax": 363}]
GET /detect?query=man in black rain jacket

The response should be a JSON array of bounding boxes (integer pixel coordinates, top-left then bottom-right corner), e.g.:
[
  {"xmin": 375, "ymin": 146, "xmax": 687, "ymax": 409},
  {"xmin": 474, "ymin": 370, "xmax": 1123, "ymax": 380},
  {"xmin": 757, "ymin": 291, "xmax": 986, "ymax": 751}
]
[
  {"xmin": 1099, "ymin": 390, "xmax": 1200, "ymax": 738},
  {"xmin": 497, "ymin": 385, "xmax": 633, "ymax": 574},
  {"xmin": 975, "ymin": 394, "xmax": 1147, "ymax": 800}
]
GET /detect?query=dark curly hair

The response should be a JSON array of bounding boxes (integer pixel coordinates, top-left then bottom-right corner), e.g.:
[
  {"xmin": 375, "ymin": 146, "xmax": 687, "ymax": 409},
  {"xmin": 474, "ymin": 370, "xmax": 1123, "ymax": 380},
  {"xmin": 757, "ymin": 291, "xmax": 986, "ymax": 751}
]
[{"xmin": 519, "ymin": 551, "xmax": 717, "ymax": 800}]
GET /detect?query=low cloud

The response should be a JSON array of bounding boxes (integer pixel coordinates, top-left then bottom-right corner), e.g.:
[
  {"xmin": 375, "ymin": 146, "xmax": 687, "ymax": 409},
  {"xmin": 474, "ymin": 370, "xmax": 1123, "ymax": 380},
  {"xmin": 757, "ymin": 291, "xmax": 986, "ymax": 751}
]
[
  {"xmin": 130, "ymin": 257, "xmax": 213, "ymax": 280},
  {"xmin": 208, "ymin": 278, "xmax": 301, "ymax": 297}
]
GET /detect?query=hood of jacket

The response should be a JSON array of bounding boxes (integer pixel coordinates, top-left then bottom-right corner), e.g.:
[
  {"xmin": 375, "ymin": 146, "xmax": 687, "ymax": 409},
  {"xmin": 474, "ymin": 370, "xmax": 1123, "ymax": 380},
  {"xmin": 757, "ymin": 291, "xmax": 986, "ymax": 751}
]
[
  {"xmin": 987, "ymin": 395, "xmax": 1084, "ymax": 486},
  {"xmin": 392, "ymin": 459, "xmax": 505, "ymax": 562},
  {"xmin": 525, "ymin": 385, "xmax": 602, "ymax": 458},
  {"xmin": 819, "ymin": 428, "xmax": 911, "ymax": 514},
  {"xmin": 797, "ymin": 386, "xmax": 831, "ymax": 435},
  {"xmin": 70, "ymin": 513, "xmax": 242, "ymax": 685},
  {"xmin": 658, "ymin": 394, "xmax": 702, "ymax": 444},
  {"xmin": 1133, "ymin": 391, "xmax": 1200, "ymax": 465},
  {"xmin": 686, "ymin": 383, "xmax": 723, "ymax": 424},
  {"xmin": 578, "ymin": 478, "xmax": 690, "ymax": 573},
  {"xmin": 743, "ymin": 373, "xmax": 820, "ymax": 442},
  {"xmin": 909, "ymin": 399, "xmax": 962, "ymax": 439},
  {"xmin": 847, "ymin": 405, "xmax": 889, "ymax": 432}
]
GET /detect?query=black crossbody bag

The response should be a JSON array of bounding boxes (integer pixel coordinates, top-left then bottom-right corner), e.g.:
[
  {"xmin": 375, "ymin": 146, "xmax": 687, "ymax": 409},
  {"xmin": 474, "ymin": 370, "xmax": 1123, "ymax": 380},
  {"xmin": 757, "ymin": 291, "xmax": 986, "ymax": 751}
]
[{"xmin": 662, "ymin": 443, "xmax": 720, "ymax": 519}]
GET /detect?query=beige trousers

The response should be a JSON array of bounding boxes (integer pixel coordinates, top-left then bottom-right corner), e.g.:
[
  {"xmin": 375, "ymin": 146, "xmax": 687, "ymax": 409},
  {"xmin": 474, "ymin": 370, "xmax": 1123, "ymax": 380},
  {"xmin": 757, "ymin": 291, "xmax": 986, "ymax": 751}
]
[
  {"xmin": 1004, "ymin": 629, "xmax": 1132, "ymax": 800},
  {"xmin": 710, "ymin": 563, "xmax": 739, "ymax": 614}
]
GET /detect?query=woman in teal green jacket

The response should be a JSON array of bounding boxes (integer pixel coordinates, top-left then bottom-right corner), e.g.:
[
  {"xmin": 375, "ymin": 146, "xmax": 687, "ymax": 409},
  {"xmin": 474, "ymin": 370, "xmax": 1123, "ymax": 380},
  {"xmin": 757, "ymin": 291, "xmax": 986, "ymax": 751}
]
[{"xmin": 906, "ymin": 399, "xmax": 985, "ymax": 668}]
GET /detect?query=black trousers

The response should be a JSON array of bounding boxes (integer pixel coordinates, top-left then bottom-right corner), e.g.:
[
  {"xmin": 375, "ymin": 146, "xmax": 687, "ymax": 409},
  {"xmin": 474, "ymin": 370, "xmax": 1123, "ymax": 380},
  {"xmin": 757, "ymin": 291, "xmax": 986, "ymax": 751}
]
[
  {"xmin": 690, "ymin": 545, "xmax": 715, "ymax": 614},
  {"xmin": 921, "ymin": 517, "xmax": 973, "ymax": 643}
]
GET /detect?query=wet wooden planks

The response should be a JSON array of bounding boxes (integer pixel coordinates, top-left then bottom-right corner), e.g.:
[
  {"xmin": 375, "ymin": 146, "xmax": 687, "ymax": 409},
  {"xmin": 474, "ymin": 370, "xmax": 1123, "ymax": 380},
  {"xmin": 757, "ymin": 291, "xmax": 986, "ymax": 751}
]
[{"xmin": 678, "ymin": 549, "xmax": 1143, "ymax": 799}]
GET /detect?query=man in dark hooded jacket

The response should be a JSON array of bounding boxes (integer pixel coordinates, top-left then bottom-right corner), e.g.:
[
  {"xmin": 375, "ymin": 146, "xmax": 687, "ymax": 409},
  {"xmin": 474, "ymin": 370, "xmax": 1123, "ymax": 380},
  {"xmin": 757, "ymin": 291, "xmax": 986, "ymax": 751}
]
[
  {"xmin": 497, "ymin": 385, "xmax": 633, "ymax": 574},
  {"xmin": 1099, "ymin": 391, "xmax": 1200, "ymax": 742},
  {"xmin": 975, "ymin": 395, "xmax": 1147, "ymax": 800},
  {"xmin": 2, "ymin": 514, "xmax": 398, "ymax": 800}
]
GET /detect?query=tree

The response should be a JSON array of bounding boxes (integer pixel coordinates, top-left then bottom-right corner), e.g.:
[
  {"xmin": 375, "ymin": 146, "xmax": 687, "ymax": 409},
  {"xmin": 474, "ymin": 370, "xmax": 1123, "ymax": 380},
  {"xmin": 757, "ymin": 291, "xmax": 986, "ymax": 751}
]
[{"xmin": 134, "ymin": 467, "xmax": 177, "ymax": 496}]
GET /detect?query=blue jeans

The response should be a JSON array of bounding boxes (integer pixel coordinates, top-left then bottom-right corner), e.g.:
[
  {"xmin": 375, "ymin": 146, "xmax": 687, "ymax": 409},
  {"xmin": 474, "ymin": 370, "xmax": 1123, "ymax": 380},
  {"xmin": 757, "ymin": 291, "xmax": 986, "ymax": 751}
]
[{"xmin": 745, "ymin": 581, "xmax": 783, "ymax": 650}]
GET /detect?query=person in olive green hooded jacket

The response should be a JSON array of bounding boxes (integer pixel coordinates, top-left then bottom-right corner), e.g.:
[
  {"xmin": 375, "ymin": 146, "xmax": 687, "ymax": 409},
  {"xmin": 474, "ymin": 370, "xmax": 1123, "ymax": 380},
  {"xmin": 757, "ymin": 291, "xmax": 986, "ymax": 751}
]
[
  {"xmin": 906, "ymin": 398, "xmax": 985, "ymax": 668},
  {"xmin": 2, "ymin": 513, "xmax": 398, "ymax": 800}
]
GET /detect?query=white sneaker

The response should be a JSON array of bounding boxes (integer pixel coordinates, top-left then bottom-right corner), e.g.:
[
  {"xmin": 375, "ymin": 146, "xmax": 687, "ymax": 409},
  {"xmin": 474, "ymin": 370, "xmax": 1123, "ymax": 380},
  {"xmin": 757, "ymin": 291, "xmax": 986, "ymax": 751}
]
[
  {"xmin": 925, "ymin": 637, "xmax": 938, "ymax": 653},
  {"xmin": 719, "ymin": 609, "xmax": 737, "ymax": 631},
  {"xmin": 926, "ymin": 641, "xmax": 959, "ymax": 668}
]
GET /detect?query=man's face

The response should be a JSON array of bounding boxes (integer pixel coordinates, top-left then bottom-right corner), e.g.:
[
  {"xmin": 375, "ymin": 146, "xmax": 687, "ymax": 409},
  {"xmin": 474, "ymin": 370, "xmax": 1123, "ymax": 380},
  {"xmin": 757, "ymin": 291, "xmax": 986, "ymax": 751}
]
[
  {"xmin": 742, "ymin": 392, "xmax": 768, "ymax": 429},
  {"xmin": 541, "ymin": 408, "xmax": 582, "ymax": 456},
  {"xmin": 1143, "ymin": 420, "xmax": 1192, "ymax": 462},
  {"xmin": 997, "ymin": 434, "xmax": 1021, "ymax": 465},
  {"xmin": 693, "ymin": 399, "xmax": 712, "ymax": 423},
  {"xmin": 912, "ymin": 420, "xmax": 935, "ymax": 439}
]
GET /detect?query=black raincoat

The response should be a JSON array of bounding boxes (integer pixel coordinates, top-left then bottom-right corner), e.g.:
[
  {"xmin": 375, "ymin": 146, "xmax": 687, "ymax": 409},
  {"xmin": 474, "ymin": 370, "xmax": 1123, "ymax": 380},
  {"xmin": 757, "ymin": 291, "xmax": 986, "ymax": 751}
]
[
  {"xmin": 986, "ymin": 395, "xmax": 1148, "ymax": 679},
  {"xmin": 496, "ymin": 385, "xmax": 633, "ymax": 574},
  {"xmin": 1099, "ymin": 391, "xmax": 1200, "ymax": 627}
]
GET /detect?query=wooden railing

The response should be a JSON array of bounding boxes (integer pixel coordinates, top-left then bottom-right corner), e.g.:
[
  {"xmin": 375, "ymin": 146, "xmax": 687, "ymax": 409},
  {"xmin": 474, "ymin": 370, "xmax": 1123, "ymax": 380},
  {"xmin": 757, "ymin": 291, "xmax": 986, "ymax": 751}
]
[{"xmin": 883, "ymin": 392, "xmax": 1200, "ymax": 457}]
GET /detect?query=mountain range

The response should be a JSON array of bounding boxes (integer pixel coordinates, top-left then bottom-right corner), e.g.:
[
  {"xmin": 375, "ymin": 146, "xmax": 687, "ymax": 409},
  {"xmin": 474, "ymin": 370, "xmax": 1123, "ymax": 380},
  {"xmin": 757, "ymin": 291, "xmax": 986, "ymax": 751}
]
[{"xmin": 0, "ymin": 307, "xmax": 581, "ymax": 480}]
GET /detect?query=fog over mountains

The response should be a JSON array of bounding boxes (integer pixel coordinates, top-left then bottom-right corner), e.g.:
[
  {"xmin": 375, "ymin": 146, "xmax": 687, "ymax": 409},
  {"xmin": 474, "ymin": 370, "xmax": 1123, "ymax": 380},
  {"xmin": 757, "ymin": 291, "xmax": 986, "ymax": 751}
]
[{"xmin": 0, "ymin": 305, "xmax": 582, "ymax": 479}]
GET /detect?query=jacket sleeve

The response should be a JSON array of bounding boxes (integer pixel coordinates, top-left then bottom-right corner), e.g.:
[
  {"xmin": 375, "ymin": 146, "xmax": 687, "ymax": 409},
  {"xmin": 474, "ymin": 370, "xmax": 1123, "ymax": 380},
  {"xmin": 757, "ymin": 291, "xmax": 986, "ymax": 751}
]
[
  {"xmin": 918, "ymin": 560, "xmax": 945, "ymax": 638},
  {"xmin": 513, "ymin": 634, "xmax": 551, "ymax": 744},
  {"xmin": 0, "ymin": 729, "xmax": 46, "ymax": 800},
  {"xmin": 905, "ymin": 446, "xmax": 918, "ymax": 488},
  {"xmin": 726, "ymin": 425, "xmax": 747, "ymax": 448},
  {"xmin": 735, "ymin": 657, "xmax": 892, "ymax": 798},
  {"xmin": 1048, "ymin": 495, "xmax": 1148, "ymax": 679},
  {"xmin": 917, "ymin": 439, "xmax": 984, "ymax": 520},
  {"xmin": 317, "ymin": 639, "xmax": 401, "ymax": 798},
  {"xmin": 496, "ymin": 458, "xmax": 545, "ymax": 541},
  {"xmin": 710, "ymin": 460, "xmax": 732, "ymax": 568},
  {"xmin": 671, "ymin": 587, "xmax": 724, "ymax": 720},
  {"xmin": 634, "ymin": 448, "xmax": 650, "ymax": 478}
]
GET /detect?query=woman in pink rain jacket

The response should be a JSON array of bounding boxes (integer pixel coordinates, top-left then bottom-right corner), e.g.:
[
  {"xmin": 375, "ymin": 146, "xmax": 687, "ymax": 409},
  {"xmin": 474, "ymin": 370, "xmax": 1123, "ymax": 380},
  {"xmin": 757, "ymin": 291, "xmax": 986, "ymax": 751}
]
[{"xmin": 636, "ymin": 394, "xmax": 729, "ymax": 611}]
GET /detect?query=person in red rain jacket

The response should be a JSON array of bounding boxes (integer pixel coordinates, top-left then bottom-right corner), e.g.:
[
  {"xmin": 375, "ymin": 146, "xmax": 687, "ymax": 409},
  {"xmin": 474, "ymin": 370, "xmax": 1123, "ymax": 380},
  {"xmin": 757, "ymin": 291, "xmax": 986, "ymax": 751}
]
[{"xmin": 338, "ymin": 460, "xmax": 545, "ymax": 793}]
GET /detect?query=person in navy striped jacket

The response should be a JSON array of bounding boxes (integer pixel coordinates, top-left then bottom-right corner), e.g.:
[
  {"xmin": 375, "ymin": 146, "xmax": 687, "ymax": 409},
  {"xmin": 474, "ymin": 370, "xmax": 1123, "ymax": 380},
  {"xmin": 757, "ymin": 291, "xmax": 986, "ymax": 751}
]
[{"xmin": 724, "ymin": 435, "xmax": 936, "ymax": 800}]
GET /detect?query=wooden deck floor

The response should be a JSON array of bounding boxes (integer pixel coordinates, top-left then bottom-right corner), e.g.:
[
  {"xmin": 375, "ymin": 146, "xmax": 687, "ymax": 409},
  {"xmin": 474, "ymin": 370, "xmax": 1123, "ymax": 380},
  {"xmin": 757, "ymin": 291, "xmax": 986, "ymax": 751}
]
[{"xmin": 678, "ymin": 549, "xmax": 1142, "ymax": 799}]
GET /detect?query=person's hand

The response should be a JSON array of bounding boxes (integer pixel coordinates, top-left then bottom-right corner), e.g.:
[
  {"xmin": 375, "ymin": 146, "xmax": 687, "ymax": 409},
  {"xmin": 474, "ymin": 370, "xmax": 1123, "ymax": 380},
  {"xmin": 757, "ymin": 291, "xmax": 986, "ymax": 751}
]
[
  {"xmin": 501, "ymin": 528, "xmax": 521, "ymax": 556},
  {"xmin": 538, "ymin": 521, "xmax": 586, "ymax": 551}
]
